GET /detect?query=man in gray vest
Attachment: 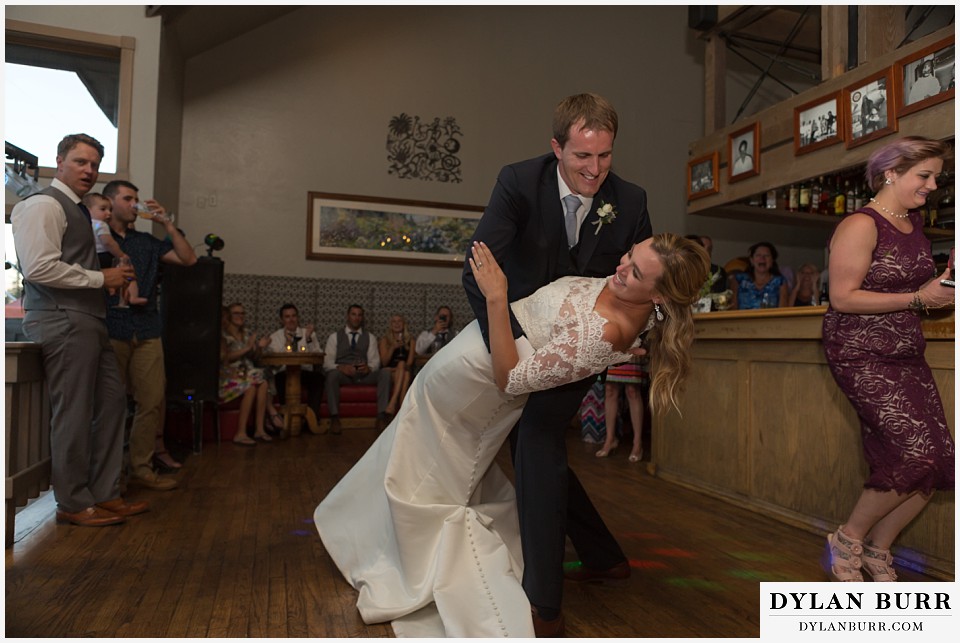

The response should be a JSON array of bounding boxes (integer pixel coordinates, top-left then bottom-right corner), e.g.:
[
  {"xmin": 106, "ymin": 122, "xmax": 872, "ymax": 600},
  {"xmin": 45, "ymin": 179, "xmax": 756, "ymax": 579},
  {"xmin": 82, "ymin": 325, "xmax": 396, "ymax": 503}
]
[
  {"xmin": 11, "ymin": 133, "xmax": 145, "ymax": 527},
  {"xmin": 322, "ymin": 304, "xmax": 391, "ymax": 434}
]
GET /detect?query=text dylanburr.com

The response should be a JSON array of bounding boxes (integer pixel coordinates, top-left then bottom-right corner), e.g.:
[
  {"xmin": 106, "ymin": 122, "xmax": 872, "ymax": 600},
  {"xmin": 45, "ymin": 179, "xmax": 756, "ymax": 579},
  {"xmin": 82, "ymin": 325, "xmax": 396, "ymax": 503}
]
[{"xmin": 761, "ymin": 582, "xmax": 955, "ymax": 640}]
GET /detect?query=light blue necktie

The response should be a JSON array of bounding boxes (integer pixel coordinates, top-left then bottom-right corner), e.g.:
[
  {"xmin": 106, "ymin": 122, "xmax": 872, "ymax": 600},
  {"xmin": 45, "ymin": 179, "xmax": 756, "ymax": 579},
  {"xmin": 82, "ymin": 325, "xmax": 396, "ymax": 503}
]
[{"xmin": 563, "ymin": 194, "xmax": 581, "ymax": 248}]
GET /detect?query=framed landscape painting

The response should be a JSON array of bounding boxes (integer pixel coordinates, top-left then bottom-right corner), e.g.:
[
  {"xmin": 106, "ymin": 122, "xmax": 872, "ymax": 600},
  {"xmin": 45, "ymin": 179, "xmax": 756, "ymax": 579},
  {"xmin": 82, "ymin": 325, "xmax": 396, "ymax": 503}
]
[{"xmin": 307, "ymin": 192, "xmax": 483, "ymax": 266}]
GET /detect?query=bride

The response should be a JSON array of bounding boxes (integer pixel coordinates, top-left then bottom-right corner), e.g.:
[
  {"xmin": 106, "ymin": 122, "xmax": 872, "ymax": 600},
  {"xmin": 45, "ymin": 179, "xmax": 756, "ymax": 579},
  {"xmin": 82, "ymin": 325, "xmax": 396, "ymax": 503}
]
[{"xmin": 314, "ymin": 233, "xmax": 709, "ymax": 637}]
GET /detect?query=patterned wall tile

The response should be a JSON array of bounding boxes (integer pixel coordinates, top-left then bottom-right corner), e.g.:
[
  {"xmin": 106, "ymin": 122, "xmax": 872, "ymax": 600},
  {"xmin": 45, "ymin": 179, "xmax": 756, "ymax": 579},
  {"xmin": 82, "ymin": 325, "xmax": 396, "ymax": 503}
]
[{"xmin": 223, "ymin": 273, "xmax": 477, "ymax": 350}]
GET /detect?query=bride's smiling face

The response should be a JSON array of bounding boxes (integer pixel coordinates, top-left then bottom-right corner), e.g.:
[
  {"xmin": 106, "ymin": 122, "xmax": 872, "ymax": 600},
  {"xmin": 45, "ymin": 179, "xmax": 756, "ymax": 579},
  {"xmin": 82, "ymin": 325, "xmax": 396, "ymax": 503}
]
[{"xmin": 610, "ymin": 239, "xmax": 663, "ymax": 303}]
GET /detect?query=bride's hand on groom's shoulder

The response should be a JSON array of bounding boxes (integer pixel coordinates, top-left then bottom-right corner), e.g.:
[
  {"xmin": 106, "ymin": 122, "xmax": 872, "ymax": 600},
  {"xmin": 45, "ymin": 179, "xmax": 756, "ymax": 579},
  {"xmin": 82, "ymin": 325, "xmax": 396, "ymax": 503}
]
[{"xmin": 470, "ymin": 241, "xmax": 507, "ymax": 303}]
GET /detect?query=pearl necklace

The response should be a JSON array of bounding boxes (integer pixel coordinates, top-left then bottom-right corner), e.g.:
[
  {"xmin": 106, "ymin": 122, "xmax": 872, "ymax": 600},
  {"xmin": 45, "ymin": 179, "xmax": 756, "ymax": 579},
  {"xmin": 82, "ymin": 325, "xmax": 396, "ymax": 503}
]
[{"xmin": 870, "ymin": 198, "xmax": 910, "ymax": 220}]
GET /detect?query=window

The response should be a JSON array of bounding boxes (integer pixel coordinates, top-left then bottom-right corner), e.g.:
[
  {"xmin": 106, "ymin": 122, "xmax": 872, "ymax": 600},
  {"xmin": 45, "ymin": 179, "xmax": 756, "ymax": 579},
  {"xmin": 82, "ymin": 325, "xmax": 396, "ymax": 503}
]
[{"xmin": 4, "ymin": 19, "xmax": 134, "ymax": 179}]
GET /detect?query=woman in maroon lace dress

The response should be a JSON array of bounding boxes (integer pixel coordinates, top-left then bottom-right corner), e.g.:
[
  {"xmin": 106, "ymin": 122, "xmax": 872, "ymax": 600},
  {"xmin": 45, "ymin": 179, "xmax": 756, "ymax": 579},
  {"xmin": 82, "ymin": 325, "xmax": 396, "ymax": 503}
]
[{"xmin": 822, "ymin": 137, "xmax": 954, "ymax": 582}]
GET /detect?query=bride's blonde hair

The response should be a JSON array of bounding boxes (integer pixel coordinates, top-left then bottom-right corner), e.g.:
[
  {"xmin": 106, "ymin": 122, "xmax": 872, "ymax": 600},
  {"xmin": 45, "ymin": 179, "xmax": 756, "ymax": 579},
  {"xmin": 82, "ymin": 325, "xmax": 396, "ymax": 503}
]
[{"xmin": 645, "ymin": 233, "xmax": 710, "ymax": 414}]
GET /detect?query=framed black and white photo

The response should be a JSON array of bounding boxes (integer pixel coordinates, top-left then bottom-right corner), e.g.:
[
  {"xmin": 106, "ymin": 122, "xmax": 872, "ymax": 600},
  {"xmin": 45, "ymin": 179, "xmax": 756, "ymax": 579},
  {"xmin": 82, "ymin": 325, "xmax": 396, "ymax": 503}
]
[
  {"xmin": 843, "ymin": 68, "xmax": 897, "ymax": 149},
  {"xmin": 894, "ymin": 36, "xmax": 955, "ymax": 117},
  {"xmin": 687, "ymin": 152, "xmax": 719, "ymax": 201},
  {"xmin": 793, "ymin": 92, "xmax": 843, "ymax": 155},
  {"xmin": 727, "ymin": 121, "xmax": 760, "ymax": 183}
]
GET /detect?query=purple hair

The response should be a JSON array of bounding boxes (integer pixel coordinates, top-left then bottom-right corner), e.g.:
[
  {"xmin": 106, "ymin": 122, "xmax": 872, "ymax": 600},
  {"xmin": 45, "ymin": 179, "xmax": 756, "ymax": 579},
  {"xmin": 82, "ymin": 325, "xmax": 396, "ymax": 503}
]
[{"xmin": 864, "ymin": 136, "xmax": 952, "ymax": 193}]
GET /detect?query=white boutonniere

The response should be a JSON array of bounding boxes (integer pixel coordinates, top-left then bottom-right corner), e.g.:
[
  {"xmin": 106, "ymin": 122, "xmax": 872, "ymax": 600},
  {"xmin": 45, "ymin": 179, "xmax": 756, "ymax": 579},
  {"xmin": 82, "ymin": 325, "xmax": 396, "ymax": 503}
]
[{"xmin": 592, "ymin": 201, "xmax": 618, "ymax": 235}]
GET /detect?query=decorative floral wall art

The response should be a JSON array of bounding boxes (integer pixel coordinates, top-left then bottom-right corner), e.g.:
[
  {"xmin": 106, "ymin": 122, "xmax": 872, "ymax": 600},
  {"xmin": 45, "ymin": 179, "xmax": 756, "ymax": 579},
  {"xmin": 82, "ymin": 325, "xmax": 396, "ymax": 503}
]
[{"xmin": 386, "ymin": 113, "xmax": 463, "ymax": 182}]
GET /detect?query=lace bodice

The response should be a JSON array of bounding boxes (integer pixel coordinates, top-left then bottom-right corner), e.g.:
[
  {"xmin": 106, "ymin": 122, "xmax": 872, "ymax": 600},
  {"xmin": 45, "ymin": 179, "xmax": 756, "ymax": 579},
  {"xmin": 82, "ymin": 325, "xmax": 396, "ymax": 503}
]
[{"xmin": 506, "ymin": 276, "xmax": 638, "ymax": 396}]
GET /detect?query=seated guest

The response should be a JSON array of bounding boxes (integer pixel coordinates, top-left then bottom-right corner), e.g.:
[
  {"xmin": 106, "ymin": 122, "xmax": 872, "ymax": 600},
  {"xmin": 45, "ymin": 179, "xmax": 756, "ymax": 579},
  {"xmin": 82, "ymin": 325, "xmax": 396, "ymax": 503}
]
[
  {"xmin": 379, "ymin": 313, "xmax": 416, "ymax": 416},
  {"xmin": 220, "ymin": 302, "xmax": 274, "ymax": 445},
  {"xmin": 322, "ymin": 304, "xmax": 391, "ymax": 434},
  {"xmin": 685, "ymin": 234, "xmax": 727, "ymax": 294},
  {"xmin": 789, "ymin": 263, "xmax": 821, "ymax": 306},
  {"xmin": 731, "ymin": 241, "xmax": 788, "ymax": 309},
  {"xmin": 415, "ymin": 305, "xmax": 458, "ymax": 356},
  {"xmin": 266, "ymin": 303, "xmax": 323, "ymax": 426}
]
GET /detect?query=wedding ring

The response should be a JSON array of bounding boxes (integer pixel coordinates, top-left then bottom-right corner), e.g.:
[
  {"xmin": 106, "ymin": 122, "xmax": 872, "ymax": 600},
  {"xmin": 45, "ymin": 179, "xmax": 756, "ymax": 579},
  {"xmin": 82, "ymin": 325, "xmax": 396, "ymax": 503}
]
[{"xmin": 477, "ymin": 261, "xmax": 483, "ymax": 268}]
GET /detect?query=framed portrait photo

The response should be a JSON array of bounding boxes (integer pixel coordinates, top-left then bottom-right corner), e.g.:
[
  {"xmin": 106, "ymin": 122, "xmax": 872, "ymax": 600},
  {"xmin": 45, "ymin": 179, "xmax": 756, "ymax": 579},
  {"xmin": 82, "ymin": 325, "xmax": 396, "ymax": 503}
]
[
  {"xmin": 687, "ymin": 151, "xmax": 719, "ymax": 201},
  {"xmin": 843, "ymin": 68, "xmax": 897, "ymax": 149},
  {"xmin": 894, "ymin": 35, "xmax": 955, "ymax": 117},
  {"xmin": 727, "ymin": 121, "xmax": 760, "ymax": 183},
  {"xmin": 793, "ymin": 92, "xmax": 843, "ymax": 155}
]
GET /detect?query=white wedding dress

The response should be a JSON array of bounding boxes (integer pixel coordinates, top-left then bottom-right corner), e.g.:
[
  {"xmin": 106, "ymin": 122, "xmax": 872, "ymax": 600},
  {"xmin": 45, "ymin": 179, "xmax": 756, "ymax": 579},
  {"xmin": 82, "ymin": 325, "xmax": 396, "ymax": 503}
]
[{"xmin": 314, "ymin": 276, "xmax": 637, "ymax": 637}]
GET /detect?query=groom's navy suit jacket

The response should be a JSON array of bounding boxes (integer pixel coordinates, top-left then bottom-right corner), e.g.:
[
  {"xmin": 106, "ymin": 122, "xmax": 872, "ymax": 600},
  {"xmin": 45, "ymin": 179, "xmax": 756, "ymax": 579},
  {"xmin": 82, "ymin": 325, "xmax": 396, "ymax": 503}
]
[{"xmin": 464, "ymin": 153, "xmax": 653, "ymax": 343}]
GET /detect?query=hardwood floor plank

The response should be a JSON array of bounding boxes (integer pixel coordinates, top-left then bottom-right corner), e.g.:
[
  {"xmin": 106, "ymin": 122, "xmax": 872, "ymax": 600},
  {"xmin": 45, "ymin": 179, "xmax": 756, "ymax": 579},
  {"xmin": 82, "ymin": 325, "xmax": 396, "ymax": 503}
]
[{"xmin": 5, "ymin": 425, "xmax": 943, "ymax": 637}]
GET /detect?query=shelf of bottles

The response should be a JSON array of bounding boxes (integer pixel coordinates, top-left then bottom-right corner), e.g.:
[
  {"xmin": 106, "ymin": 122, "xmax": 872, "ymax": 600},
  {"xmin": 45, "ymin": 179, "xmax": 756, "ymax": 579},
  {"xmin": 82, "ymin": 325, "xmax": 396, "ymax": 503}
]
[{"xmin": 728, "ymin": 165, "xmax": 954, "ymax": 241}]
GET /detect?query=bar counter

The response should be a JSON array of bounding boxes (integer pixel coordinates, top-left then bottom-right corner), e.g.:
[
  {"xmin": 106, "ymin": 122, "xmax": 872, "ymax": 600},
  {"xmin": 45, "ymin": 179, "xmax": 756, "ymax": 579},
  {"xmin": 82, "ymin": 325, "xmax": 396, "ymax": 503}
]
[{"xmin": 651, "ymin": 306, "xmax": 955, "ymax": 579}]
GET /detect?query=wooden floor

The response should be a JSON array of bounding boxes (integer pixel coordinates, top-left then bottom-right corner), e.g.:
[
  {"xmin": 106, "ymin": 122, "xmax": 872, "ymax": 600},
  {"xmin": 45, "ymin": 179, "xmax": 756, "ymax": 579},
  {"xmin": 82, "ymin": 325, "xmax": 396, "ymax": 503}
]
[{"xmin": 5, "ymin": 420, "xmax": 932, "ymax": 638}]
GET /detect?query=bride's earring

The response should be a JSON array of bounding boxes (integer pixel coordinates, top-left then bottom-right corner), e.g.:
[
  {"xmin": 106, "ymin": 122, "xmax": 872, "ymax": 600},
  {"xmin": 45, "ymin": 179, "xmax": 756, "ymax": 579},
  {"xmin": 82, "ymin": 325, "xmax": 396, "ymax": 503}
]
[{"xmin": 654, "ymin": 302, "xmax": 664, "ymax": 322}]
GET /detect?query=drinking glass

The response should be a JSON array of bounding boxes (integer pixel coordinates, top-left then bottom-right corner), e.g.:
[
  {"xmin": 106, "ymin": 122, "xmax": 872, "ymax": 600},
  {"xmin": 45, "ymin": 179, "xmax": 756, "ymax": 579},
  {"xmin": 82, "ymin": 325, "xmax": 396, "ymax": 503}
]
[
  {"xmin": 135, "ymin": 202, "xmax": 176, "ymax": 224},
  {"xmin": 112, "ymin": 257, "xmax": 132, "ymax": 308}
]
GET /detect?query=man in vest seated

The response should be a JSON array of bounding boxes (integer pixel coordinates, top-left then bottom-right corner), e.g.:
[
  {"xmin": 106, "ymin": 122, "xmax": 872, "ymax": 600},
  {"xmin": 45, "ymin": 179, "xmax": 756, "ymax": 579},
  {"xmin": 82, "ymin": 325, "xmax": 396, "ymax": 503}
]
[{"xmin": 322, "ymin": 304, "xmax": 391, "ymax": 434}]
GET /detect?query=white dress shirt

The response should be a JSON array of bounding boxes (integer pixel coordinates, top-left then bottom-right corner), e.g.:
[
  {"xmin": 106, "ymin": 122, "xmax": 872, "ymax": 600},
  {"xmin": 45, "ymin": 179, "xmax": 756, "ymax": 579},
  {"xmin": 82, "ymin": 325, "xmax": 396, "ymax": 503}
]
[
  {"xmin": 11, "ymin": 178, "xmax": 104, "ymax": 289},
  {"xmin": 267, "ymin": 326, "xmax": 322, "ymax": 372}
]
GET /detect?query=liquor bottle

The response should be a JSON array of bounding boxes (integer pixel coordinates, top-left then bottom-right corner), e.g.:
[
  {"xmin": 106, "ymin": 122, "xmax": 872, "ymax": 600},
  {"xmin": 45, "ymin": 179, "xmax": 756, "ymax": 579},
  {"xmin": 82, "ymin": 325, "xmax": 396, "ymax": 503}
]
[
  {"xmin": 937, "ymin": 179, "xmax": 954, "ymax": 229},
  {"xmin": 819, "ymin": 175, "xmax": 833, "ymax": 215},
  {"xmin": 810, "ymin": 176, "xmax": 823, "ymax": 213},
  {"xmin": 845, "ymin": 179, "xmax": 855, "ymax": 214},
  {"xmin": 834, "ymin": 178, "xmax": 846, "ymax": 215},
  {"xmin": 788, "ymin": 183, "xmax": 799, "ymax": 211},
  {"xmin": 765, "ymin": 188, "xmax": 777, "ymax": 209},
  {"xmin": 799, "ymin": 179, "xmax": 811, "ymax": 212}
]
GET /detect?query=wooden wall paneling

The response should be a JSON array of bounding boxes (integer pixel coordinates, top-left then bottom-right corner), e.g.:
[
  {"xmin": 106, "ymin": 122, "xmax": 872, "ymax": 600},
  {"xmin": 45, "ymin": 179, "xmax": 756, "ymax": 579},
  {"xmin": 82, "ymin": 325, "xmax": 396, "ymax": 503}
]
[
  {"xmin": 858, "ymin": 5, "xmax": 905, "ymax": 64},
  {"xmin": 652, "ymin": 314, "xmax": 954, "ymax": 578},
  {"xmin": 820, "ymin": 5, "xmax": 849, "ymax": 81},
  {"xmin": 704, "ymin": 35, "xmax": 726, "ymax": 134}
]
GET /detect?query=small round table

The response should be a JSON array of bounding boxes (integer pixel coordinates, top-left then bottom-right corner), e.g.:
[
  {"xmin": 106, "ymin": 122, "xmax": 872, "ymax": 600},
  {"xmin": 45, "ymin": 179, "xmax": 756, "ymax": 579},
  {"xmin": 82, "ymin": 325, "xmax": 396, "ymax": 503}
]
[{"xmin": 259, "ymin": 352, "xmax": 325, "ymax": 437}]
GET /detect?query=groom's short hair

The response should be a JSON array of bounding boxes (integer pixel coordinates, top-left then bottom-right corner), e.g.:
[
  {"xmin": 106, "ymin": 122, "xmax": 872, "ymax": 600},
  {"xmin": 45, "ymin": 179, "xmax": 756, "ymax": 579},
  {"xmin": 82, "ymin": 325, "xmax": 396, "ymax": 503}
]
[{"xmin": 552, "ymin": 92, "xmax": 618, "ymax": 148}]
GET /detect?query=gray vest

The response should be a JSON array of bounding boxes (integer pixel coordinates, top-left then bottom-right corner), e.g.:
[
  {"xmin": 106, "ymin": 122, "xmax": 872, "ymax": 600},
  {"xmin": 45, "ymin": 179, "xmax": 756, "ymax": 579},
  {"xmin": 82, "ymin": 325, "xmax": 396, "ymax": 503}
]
[
  {"xmin": 335, "ymin": 329, "xmax": 370, "ymax": 364},
  {"xmin": 21, "ymin": 186, "xmax": 105, "ymax": 317}
]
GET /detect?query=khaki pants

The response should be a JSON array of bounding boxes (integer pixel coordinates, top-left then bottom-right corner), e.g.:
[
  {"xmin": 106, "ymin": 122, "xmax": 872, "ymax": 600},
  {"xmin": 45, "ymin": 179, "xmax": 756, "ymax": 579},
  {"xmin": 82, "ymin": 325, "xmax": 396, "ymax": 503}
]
[{"xmin": 111, "ymin": 337, "xmax": 165, "ymax": 479}]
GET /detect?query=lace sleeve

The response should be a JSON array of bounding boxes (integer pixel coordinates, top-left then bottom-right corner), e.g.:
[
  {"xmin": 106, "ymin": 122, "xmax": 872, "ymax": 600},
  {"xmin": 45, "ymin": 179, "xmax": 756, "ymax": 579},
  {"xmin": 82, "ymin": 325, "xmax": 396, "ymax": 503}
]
[{"xmin": 504, "ymin": 302, "xmax": 631, "ymax": 396}]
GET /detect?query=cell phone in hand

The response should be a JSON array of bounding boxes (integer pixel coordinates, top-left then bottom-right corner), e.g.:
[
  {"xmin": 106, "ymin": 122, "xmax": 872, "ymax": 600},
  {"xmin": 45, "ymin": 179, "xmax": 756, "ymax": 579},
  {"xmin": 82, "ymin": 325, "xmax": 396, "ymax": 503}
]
[{"xmin": 941, "ymin": 279, "xmax": 955, "ymax": 288}]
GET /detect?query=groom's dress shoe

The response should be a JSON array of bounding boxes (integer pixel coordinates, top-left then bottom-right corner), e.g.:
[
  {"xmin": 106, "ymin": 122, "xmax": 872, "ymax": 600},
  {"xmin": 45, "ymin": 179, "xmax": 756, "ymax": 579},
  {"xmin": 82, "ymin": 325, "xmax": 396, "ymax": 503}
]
[
  {"xmin": 563, "ymin": 560, "xmax": 631, "ymax": 582},
  {"xmin": 531, "ymin": 608, "xmax": 565, "ymax": 637}
]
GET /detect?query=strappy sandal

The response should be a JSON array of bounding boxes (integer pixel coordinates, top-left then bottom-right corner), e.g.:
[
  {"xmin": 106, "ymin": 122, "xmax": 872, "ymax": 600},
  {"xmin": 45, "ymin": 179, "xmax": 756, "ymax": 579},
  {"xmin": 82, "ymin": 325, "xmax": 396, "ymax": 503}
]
[
  {"xmin": 822, "ymin": 527, "xmax": 863, "ymax": 582},
  {"xmin": 862, "ymin": 542, "xmax": 898, "ymax": 582},
  {"xmin": 595, "ymin": 440, "xmax": 619, "ymax": 458}
]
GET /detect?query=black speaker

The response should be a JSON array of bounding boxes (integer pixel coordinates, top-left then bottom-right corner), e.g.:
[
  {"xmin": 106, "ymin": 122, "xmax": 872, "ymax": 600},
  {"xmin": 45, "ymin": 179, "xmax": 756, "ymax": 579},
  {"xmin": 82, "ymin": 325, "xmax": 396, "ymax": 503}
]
[
  {"xmin": 688, "ymin": 6, "xmax": 717, "ymax": 30},
  {"xmin": 161, "ymin": 257, "xmax": 224, "ymax": 402}
]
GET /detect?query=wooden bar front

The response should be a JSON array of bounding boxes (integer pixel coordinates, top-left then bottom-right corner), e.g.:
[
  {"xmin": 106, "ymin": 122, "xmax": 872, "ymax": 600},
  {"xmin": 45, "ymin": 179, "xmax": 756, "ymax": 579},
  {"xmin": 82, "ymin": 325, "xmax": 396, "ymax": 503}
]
[{"xmin": 652, "ymin": 307, "xmax": 955, "ymax": 579}]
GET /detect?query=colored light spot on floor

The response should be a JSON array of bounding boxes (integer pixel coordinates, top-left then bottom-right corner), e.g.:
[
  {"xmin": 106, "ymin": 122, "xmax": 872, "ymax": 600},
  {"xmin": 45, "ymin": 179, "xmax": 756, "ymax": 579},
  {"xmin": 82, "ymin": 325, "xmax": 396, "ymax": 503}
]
[
  {"xmin": 649, "ymin": 547, "xmax": 696, "ymax": 558},
  {"xmin": 729, "ymin": 551, "xmax": 781, "ymax": 563},
  {"xmin": 302, "ymin": 518, "xmax": 314, "ymax": 524},
  {"xmin": 290, "ymin": 529, "xmax": 312, "ymax": 536},
  {"xmin": 728, "ymin": 569, "xmax": 795, "ymax": 582},
  {"xmin": 563, "ymin": 561, "xmax": 583, "ymax": 571},
  {"xmin": 664, "ymin": 577, "xmax": 724, "ymax": 590},
  {"xmin": 629, "ymin": 559, "xmax": 669, "ymax": 570}
]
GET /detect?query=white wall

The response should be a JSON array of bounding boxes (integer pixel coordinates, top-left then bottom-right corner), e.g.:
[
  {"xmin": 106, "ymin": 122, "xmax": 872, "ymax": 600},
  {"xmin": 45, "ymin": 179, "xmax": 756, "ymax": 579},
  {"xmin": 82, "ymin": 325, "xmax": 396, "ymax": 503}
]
[{"xmin": 178, "ymin": 5, "xmax": 715, "ymax": 284}]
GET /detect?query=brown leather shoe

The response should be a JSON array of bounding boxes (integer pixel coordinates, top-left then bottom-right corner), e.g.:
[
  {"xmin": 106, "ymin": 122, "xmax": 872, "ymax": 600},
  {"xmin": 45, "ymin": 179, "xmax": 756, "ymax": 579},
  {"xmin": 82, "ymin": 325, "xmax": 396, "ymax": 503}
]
[
  {"xmin": 129, "ymin": 472, "xmax": 178, "ymax": 491},
  {"xmin": 563, "ymin": 560, "xmax": 631, "ymax": 583},
  {"xmin": 96, "ymin": 498, "xmax": 150, "ymax": 517},
  {"xmin": 374, "ymin": 414, "xmax": 387, "ymax": 432},
  {"xmin": 329, "ymin": 417, "xmax": 342, "ymax": 435},
  {"xmin": 56, "ymin": 506, "xmax": 125, "ymax": 527},
  {"xmin": 531, "ymin": 607, "xmax": 565, "ymax": 637}
]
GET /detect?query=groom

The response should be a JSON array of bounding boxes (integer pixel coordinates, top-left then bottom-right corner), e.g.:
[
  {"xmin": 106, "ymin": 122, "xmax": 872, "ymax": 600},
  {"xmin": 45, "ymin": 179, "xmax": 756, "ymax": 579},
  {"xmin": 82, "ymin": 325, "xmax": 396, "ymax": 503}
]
[{"xmin": 463, "ymin": 92, "xmax": 652, "ymax": 635}]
